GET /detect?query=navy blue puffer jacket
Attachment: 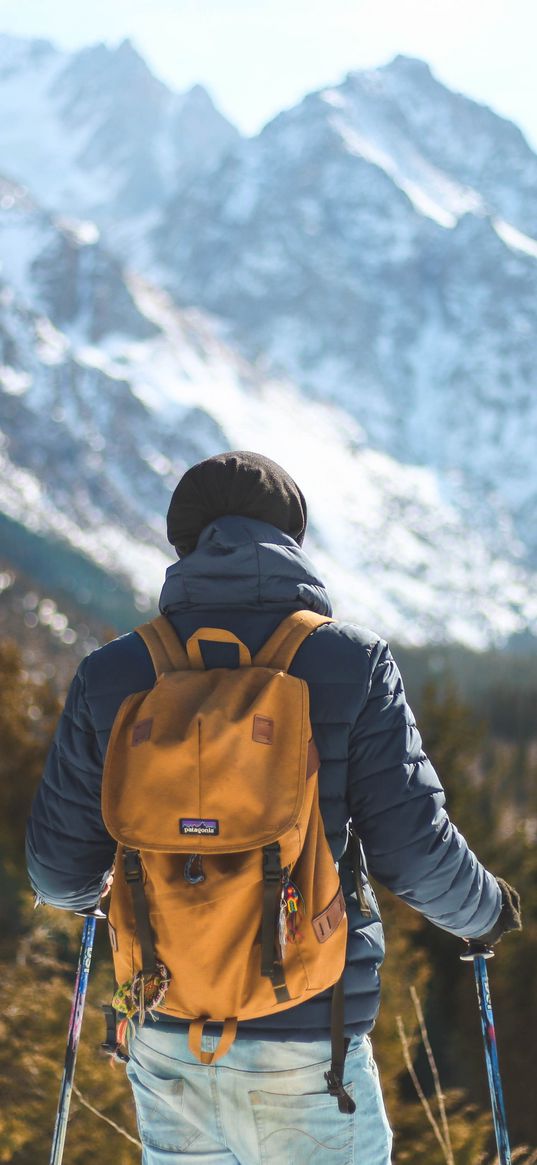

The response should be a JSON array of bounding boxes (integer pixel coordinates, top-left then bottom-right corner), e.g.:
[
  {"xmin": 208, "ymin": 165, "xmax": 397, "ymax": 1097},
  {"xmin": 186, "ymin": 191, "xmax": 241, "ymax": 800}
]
[{"xmin": 26, "ymin": 516, "xmax": 501, "ymax": 1040}]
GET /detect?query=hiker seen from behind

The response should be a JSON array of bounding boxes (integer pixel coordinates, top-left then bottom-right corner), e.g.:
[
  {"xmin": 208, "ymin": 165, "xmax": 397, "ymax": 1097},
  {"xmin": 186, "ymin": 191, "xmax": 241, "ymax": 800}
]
[{"xmin": 26, "ymin": 450, "xmax": 522, "ymax": 1165}]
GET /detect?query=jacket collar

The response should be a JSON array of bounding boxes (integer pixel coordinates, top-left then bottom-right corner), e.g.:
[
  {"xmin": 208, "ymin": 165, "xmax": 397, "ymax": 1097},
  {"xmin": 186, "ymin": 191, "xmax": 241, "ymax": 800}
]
[{"xmin": 159, "ymin": 516, "xmax": 332, "ymax": 616}]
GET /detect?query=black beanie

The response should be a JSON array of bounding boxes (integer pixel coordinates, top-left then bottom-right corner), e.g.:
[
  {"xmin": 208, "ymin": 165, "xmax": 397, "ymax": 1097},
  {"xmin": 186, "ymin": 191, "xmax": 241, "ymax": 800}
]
[{"xmin": 167, "ymin": 451, "xmax": 308, "ymax": 556}]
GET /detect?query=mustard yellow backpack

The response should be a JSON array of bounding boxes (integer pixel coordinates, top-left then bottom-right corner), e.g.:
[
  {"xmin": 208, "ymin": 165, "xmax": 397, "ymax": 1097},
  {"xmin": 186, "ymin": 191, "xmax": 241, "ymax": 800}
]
[{"xmin": 102, "ymin": 609, "xmax": 356, "ymax": 1111}]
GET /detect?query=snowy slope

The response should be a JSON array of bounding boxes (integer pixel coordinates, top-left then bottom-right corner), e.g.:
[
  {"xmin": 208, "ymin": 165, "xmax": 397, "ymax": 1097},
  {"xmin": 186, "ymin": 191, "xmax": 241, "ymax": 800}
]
[
  {"xmin": 0, "ymin": 176, "xmax": 156, "ymax": 340},
  {"xmin": 1, "ymin": 176, "xmax": 537, "ymax": 646},
  {"xmin": 115, "ymin": 277, "xmax": 537, "ymax": 648}
]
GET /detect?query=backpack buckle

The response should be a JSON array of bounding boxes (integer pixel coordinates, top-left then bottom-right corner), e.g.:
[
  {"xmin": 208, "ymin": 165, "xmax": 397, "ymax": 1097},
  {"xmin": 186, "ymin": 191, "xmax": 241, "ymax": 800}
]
[
  {"xmin": 123, "ymin": 849, "xmax": 142, "ymax": 883},
  {"xmin": 100, "ymin": 1004, "xmax": 129, "ymax": 1063},
  {"xmin": 262, "ymin": 843, "xmax": 281, "ymax": 882},
  {"xmin": 324, "ymin": 1070, "xmax": 356, "ymax": 1115}
]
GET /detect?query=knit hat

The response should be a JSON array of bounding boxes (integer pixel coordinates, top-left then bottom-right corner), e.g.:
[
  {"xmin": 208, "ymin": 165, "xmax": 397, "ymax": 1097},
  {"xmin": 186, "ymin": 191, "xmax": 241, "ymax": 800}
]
[{"xmin": 167, "ymin": 451, "xmax": 308, "ymax": 556}]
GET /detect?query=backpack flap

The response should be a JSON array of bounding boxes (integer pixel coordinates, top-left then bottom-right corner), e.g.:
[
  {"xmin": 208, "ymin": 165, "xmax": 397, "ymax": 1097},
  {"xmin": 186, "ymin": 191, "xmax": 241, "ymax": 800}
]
[{"xmin": 102, "ymin": 660, "xmax": 311, "ymax": 853}]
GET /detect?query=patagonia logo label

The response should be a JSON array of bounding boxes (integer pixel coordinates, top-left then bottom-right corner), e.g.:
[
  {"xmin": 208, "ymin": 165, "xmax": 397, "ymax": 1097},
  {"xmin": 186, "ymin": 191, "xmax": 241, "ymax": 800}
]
[{"xmin": 180, "ymin": 819, "xmax": 219, "ymax": 836}]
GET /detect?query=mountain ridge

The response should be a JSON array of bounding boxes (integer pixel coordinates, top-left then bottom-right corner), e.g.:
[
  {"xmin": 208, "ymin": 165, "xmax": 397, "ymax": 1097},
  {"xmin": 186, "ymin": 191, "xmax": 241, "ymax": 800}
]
[{"xmin": 1, "ymin": 36, "xmax": 537, "ymax": 647}]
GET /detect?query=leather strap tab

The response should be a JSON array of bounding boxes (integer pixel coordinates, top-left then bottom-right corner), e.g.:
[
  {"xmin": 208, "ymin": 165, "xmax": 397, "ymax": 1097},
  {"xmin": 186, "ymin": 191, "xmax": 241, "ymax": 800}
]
[
  {"xmin": 312, "ymin": 885, "xmax": 346, "ymax": 944},
  {"xmin": 253, "ymin": 611, "xmax": 332, "ymax": 672},
  {"xmin": 188, "ymin": 1017, "xmax": 238, "ymax": 1065},
  {"xmin": 135, "ymin": 615, "xmax": 189, "ymax": 677}
]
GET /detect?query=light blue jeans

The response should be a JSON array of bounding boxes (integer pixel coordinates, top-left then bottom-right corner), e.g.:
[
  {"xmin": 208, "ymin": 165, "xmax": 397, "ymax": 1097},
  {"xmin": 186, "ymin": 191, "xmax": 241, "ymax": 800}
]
[{"xmin": 126, "ymin": 1023, "xmax": 393, "ymax": 1164}]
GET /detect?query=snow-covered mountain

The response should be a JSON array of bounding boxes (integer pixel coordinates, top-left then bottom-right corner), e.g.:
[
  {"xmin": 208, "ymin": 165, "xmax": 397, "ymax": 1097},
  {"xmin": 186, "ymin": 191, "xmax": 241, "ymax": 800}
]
[
  {"xmin": 1, "ymin": 171, "xmax": 537, "ymax": 647},
  {"xmin": 1, "ymin": 36, "xmax": 537, "ymax": 648},
  {"xmin": 0, "ymin": 34, "xmax": 238, "ymax": 244},
  {"xmin": 150, "ymin": 56, "xmax": 537, "ymax": 564}
]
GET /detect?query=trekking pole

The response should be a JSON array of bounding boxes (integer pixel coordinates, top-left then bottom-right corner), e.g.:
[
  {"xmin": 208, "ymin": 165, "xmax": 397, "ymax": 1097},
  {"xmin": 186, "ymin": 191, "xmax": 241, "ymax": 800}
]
[
  {"xmin": 460, "ymin": 941, "xmax": 512, "ymax": 1165},
  {"xmin": 50, "ymin": 906, "xmax": 106, "ymax": 1165}
]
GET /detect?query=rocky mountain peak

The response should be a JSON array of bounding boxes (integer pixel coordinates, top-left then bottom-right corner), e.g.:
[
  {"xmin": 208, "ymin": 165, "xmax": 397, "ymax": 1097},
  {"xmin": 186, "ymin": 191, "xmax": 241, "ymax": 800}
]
[
  {"xmin": 115, "ymin": 36, "xmax": 142, "ymax": 59},
  {"xmin": 345, "ymin": 53, "xmax": 434, "ymax": 92},
  {"xmin": 184, "ymin": 82, "xmax": 223, "ymax": 112},
  {"xmin": 385, "ymin": 53, "xmax": 434, "ymax": 74},
  {"xmin": 0, "ymin": 34, "xmax": 239, "ymax": 238},
  {"xmin": 0, "ymin": 32, "xmax": 58, "ymax": 73}
]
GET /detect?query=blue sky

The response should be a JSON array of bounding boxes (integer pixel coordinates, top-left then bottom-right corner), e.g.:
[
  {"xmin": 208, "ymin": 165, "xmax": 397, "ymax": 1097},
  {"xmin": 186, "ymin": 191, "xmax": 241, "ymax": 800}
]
[{"xmin": 1, "ymin": 0, "xmax": 536, "ymax": 147}]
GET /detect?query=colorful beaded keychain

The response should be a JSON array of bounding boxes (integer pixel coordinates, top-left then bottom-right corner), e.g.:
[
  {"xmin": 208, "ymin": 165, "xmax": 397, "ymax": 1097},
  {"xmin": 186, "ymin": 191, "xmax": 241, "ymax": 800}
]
[{"xmin": 279, "ymin": 873, "xmax": 305, "ymax": 953}]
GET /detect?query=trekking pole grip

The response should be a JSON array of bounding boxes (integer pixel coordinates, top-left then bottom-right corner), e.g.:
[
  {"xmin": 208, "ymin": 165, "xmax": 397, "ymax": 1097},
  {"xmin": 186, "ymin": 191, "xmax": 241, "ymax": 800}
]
[{"xmin": 460, "ymin": 939, "xmax": 494, "ymax": 962}]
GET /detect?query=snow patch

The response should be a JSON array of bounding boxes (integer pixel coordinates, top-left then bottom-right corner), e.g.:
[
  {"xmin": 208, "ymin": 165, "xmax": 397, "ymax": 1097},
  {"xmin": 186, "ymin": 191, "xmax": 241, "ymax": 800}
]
[
  {"xmin": 493, "ymin": 218, "xmax": 537, "ymax": 259},
  {"xmin": 57, "ymin": 217, "xmax": 100, "ymax": 245},
  {"xmin": 333, "ymin": 119, "xmax": 482, "ymax": 228},
  {"xmin": 35, "ymin": 318, "xmax": 69, "ymax": 365},
  {"xmin": 321, "ymin": 89, "xmax": 347, "ymax": 110},
  {"xmin": 0, "ymin": 366, "xmax": 32, "ymax": 395}
]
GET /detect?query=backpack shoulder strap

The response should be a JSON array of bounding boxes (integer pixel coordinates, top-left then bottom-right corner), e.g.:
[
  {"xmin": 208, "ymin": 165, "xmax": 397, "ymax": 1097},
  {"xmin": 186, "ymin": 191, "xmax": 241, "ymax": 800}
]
[
  {"xmin": 253, "ymin": 611, "xmax": 333, "ymax": 672},
  {"xmin": 135, "ymin": 614, "xmax": 189, "ymax": 677}
]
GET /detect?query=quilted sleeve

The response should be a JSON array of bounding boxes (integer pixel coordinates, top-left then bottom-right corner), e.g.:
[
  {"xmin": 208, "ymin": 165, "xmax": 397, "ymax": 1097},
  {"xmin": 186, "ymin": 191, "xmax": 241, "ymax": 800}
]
[
  {"xmin": 25, "ymin": 660, "xmax": 116, "ymax": 912},
  {"xmin": 348, "ymin": 640, "xmax": 501, "ymax": 939}
]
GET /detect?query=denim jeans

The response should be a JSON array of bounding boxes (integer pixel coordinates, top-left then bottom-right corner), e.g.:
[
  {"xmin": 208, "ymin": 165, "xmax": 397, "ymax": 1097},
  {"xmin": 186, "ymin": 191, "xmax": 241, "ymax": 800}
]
[{"xmin": 126, "ymin": 1023, "xmax": 393, "ymax": 1164}]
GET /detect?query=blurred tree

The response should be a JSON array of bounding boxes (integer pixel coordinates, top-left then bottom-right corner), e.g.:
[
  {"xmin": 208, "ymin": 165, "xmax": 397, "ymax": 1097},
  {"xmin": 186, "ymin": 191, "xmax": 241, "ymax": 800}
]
[
  {"xmin": 0, "ymin": 641, "xmax": 59, "ymax": 944},
  {"xmin": 0, "ymin": 899, "xmax": 138, "ymax": 1164},
  {"xmin": 0, "ymin": 641, "xmax": 59, "ymax": 869},
  {"xmin": 413, "ymin": 680, "xmax": 537, "ymax": 1152}
]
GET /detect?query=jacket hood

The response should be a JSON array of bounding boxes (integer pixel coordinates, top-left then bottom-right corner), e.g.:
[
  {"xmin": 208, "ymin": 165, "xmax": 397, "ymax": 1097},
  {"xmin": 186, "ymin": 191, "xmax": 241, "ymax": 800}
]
[{"xmin": 159, "ymin": 516, "xmax": 332, "ymax": 616}]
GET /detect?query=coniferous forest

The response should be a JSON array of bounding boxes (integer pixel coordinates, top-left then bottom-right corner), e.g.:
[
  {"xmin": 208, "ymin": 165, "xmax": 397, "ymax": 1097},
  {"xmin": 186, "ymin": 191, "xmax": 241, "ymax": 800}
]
[{"xmin": 1, "ymin": 630, "xmax": 536, "ymax": 1164}]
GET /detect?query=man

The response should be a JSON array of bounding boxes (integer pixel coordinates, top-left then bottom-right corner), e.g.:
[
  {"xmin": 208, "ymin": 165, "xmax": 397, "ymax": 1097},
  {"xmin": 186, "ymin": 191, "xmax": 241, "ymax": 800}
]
[{"xmin": 27, "ymin": 450, "xmax": 521, "ymax": 1165}]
